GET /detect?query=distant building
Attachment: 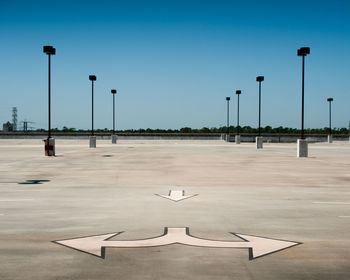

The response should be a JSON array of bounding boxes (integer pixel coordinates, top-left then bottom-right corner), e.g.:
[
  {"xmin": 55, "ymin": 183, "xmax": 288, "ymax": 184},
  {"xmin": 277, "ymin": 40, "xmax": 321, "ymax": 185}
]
[
  {"xmin": 12, "ymin": 107, "xmax": 17, "ymax": 131},
  {"xmin": 2, "ymin": 122, "xmax": 14, "ymax": 132}
]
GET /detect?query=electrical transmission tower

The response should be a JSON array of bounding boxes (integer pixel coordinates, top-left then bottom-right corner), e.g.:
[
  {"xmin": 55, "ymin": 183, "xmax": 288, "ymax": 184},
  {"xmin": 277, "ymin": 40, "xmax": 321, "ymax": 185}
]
[
  {"xmin": 20, "ymin": 120, "xmax": 35, "ymax": 131},
  {"xmin": 23, "ymin": 121, "xmax": 28, "ymax": 131},
  {"xmin": 12, "ymin": 107, "xmax": 17, "ymax": 131}
]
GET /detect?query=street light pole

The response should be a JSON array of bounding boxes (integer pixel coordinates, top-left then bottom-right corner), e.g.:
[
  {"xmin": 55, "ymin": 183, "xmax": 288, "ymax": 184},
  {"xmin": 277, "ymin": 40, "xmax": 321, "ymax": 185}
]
[
  {"xmin": 43, "ymin": 45, "xmax": 56, "ymax": 156},
  {"xmin": 92, "ymin": 81, "xmax": 94, "ymax": 135},
  {"xmin": 327, "ymin": 98, "xmax": 333, "ymax": 143},
  {"xmin": 235, "ymin": 90, "xmax": 242, "ymax": 144},
  {"xmin": 89, "ymin": 75, "xmax": 97, "ymax": 148},
  {"xmin": 111, "ymin": 89, "xmax": 118, "ymax": 144},
  {"xmin": 297, "ymin": 47, "xmax": 310, "ymax": 157},
  {"xmin": 48, "ymin": 54, "xmax": 51, "ymax": 138},
  {"xmin": 301, "ymin": 56, "xmax": 305, "ymax": 139},
  {"xmin": 235, "ymin": 90, "xmax": 241, "ymax": 135},
  {"xmin": 112, "ymin": 90, "xmax": 116, "ymax": 134},
  {"xmin": 226, "ymin": 97, "xmax": 230, "ymax": 141},
  {"xmin": 256, "ymin": 76, "xmax": 264, "ymax": 136},
  {"xmin": 256, "ymin": 76, "xmax": 264, "ymax": 149}
]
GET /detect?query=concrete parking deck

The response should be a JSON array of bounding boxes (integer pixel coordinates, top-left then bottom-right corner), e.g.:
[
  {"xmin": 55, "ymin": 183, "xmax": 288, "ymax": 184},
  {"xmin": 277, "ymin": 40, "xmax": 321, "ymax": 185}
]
[{"xmin": 0, "ymin": 139, "xmax": 349, "ymax": 279}]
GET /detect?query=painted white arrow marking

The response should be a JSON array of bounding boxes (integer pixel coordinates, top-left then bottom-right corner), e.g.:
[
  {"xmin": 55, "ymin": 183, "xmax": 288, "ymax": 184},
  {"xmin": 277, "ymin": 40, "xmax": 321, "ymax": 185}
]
[
  {"xmin": 54, "ymin": 227, "xmax": 300, "ymax": 260},
  {"xmin": 156, "ymin": 190, "xmax": 198, "ymax": 202}
]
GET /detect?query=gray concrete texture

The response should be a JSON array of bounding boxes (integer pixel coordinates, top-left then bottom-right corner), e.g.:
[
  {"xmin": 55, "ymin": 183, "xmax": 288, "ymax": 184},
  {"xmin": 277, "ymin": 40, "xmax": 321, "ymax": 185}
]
[
  {"xmin": 0, "ymin": 139, "xmax": 349, "ymax": 280},
  {"xmin": 256, "ymin": 136, "xmax": 263, "ymax": 149},
  {"xmin": 112, "ymin": 135, "xmax": 118, "ymax": 144},
  {"xmin": 297, "ymin": 139, "xmax": 308, "ymax": 158},
  {"xmin": 235, "ymin": 135, "xmax": 241, "ymax": 144},
  {"xmin": 89, "ymin": 136, "xmax": 97, "ymax": 148}
]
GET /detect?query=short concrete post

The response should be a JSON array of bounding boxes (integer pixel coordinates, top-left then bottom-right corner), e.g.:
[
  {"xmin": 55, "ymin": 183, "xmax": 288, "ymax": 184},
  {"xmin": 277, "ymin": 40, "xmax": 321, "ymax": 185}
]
[
  {"xmin": 44, "ymin": 138, "xmax": 55, "ymax": 156},
  {"xmin": 89, "ymin": 136, "xmax": 96, "ymax": 148},
  {"xmin": 297, "ymin": 139, "xmax": 308, "ymax": 157},
  {"xmin": 112, "ymin": 135, "xmax": 118, "ymax": 144},
  {"xmin": 235, "ymin": 135, "xmax": 241, "ymax": 144},
  {"xmin": 328, "ymin": 135, "xmax": 333, "ymax": 143},
  {"xmin": 226, "ymin": 134, "xmax": 231, "ymax": 142},
  {"xmin": 256, "ymin": 136, "xmax": 263, "ymax": 149}
]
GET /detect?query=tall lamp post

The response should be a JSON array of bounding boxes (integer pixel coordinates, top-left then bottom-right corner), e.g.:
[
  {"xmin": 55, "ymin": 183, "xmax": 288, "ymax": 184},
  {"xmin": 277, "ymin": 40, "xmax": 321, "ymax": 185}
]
[
  {"xmin": 89, "ymin": 75, "xmax": 97, "ymax": 148},
  {"xmin": 111, "ymin": 89, "xmax": 118, "ymax": 144},
  {"xmin": 43, "ymin": 45, "xmax": 56, "ymax": 156},
  {"xmin": 226, "ymin": 97, "xmax": 230, "ymax": 142},
  {"xmin": 297, "ymin": 47, "xmax": 310, "ymax": 157},
  {"xmin": 327, "ymin": 98, "xmax": 333, "ymax": 143},
  {"xmin": 256, "ymin": 76, "xmax": 264, "ymax": 149},
  {"xmin": 235, "ymin": 90, "xmax": 242, "ymax": 144}
]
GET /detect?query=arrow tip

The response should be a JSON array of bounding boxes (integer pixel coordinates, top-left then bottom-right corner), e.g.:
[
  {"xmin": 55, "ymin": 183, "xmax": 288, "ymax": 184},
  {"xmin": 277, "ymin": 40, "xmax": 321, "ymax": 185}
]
[
  {"xmin": 234, "ymin": 234, "xmax": 301, "ymax": 260},
  {"xmin": 156, "ymin": 190, "xmax": 198, "ymax": 202},
  {"xmin": 54, "ymin": 232, "xmax": 122, "ymax": 258}
]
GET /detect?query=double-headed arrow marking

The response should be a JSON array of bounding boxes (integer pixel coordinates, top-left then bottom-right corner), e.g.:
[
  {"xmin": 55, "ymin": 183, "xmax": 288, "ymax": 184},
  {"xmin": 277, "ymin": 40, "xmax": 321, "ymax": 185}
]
[
  {"xmin": 156, "ymin": 190, "xmax": 198, "ymax": 202},
  {"xmin": 54, "ymin": 227, "xmax": 300, "ymax": 260}
]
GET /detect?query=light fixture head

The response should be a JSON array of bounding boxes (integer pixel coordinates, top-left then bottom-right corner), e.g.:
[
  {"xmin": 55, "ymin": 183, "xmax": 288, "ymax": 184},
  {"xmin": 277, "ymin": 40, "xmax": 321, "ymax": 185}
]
[
  {"xmin": 327, "ymin": 97, "xmax": 333, "ymax": 102},
  {"xmin": 111, "ymin": 89, "xmax": 117, "ymax": 94},
  {"xmin": 256, "ymin": 76, "xmax": 264, "ymax": 82},
  {"xmin": 43, "ymin": 46, "xmax": 56, "ymax": 55},
  {"xmin": 297, "ymin": 47, "xmax": 310, "ymax": 56},
  {"xmin": 236, "ymin": 90, "xmax": 241, "ymax": 95},
  {"xmin": 89, "ymin": 75, "xmax": 97, "ymax": 81},
  {"xmin": 226, "ymin": 97, "xmax": 230, "ymax": 101}
]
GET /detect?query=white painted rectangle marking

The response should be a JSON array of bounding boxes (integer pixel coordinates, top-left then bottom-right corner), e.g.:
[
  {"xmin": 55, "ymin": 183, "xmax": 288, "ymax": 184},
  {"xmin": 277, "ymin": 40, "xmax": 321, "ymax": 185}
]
[
  {"xmin": 313, "ymin": 202, "xmax": 350, "ymax": 205},
  {"xmin": 0, "ymin": 199, "xmax": 34, "ymax": 202}
]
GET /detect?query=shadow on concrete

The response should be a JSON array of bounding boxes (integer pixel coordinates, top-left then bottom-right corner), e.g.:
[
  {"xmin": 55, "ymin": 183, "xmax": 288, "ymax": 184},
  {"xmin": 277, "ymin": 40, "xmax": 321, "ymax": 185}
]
[{"xmin": 18, "ymin": 180, "xmax": 50, "ymax": 184}]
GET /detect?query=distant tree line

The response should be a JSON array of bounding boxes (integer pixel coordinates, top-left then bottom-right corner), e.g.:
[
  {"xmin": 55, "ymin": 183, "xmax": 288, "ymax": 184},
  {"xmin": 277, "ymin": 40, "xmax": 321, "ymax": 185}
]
[{"xmin": 32, "ymin": 125, "xmax": 350, "ymax": 134}]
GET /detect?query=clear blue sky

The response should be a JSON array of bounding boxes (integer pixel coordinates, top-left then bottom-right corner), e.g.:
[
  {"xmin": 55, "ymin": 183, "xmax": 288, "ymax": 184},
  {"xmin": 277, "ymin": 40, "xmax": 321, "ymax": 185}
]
[{"xmin": 1, "ymin": 0, "xmax": 349, "ymax": 130}]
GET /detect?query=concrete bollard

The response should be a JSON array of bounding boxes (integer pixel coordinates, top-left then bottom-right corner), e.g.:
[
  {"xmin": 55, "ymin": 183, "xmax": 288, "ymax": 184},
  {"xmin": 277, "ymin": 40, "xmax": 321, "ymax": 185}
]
[
  {"xmin": 297, "ymin": 139, "xmax": 308, "ymax": 157},
  {"xmin": 44, "ymin": 138, "xmax": 55, "ymax": 156},
  {"xmin": 256, "ymin": 136, "xmax": 263, "ymax": 149},
  {"xmin": 89, "ymin": 136, "xmax": 96, "ymax": 148},
  {"xmin": 328, "ymin": 135, "xmax": 333, "ymax": 143},
  {"xmin": 235, "ymin": 135, "xmax": 241, "ymax": 144},
  {"xmin": 112, "ymin": 135, "xmax": 118, "ymax": 144}
]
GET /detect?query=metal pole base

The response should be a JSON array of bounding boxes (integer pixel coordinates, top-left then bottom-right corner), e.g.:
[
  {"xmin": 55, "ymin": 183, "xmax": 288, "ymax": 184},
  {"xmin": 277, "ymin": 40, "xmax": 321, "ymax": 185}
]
[
  {"xmin": 44, "ymin": 137, "xmax": 55, "ymax": 156},
  {"xmin": 89, "ymin": 136, "xmax": 97, "ymax": 148},
  {"xmin": 112, "ymin": 135, "xmax": 118, "ymax": 144},
  {"xmin": 327, "ymin": 135, "xmax": 333, "ymax": 143},
  {"xmin": 297, "ymin": 139, "xmax": 308, "ymax": 157},
  {"xmin": 256, "ymin": 136, "xmax": 263, "ymax": 149},
  {"xmin": 235, "ymin": 135, "xmax": 241, "ymax": 144},
  {"xmin": 226, "ymin": 134, "xmax": 232, "ymax": 142}
]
